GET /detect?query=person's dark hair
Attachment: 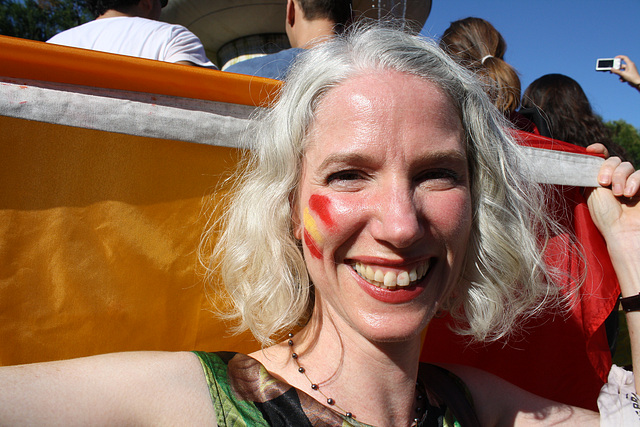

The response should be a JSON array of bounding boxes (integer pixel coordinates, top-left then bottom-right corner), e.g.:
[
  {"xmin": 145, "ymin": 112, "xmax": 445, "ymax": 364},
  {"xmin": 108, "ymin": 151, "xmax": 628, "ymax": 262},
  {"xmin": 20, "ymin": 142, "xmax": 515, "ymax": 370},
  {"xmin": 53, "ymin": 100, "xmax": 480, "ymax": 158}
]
[
  {"xmin": 297, "ymin": 0, "xmax": 352, "ymax": 29},
  {"xmin": 439, "ymin": 17, "xmax": 521, "ymax": 115},
  {"xmin": 87, "ymin": 0, "xmax": 141, "ymax": 17},
  {"xmin": 521, "ymin": 73, "xmax": 626, "ymax": 158}
]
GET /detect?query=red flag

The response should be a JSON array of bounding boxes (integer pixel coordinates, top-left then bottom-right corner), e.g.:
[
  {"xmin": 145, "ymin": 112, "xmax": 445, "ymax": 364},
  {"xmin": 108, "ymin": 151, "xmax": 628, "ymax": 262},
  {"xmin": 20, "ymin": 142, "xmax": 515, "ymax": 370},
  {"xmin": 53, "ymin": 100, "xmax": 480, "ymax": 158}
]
[{"xmin": 421, "ymin": 131, "xmax": 618, "ymax": 411}]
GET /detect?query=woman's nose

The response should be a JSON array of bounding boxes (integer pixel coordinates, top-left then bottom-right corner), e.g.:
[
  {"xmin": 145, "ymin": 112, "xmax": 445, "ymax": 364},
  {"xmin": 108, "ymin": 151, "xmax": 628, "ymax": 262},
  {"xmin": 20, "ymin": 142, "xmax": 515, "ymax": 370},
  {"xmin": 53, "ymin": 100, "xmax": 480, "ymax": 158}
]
[{"xmin": 369, "ymin": 186, "xmax": 425, "ymax": 248}]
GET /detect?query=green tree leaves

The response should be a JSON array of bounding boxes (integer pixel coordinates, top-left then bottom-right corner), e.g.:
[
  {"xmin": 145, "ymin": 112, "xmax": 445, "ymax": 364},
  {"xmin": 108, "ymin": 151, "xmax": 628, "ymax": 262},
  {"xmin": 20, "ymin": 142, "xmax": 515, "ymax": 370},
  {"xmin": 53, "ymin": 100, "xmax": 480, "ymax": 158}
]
[
  {"xmin": 0, "ymin": 0, "xmax": 92, "ymax": 41},
  {"xmin": 605, "ymin": 119, "xmax": 640, "ymax": 166}
]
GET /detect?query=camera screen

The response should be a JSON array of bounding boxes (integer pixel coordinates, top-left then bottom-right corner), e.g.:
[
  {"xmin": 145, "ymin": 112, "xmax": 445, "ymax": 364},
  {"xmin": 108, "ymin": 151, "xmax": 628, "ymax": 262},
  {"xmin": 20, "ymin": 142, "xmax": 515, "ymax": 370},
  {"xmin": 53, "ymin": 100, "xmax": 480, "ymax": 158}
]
[{"xmin": 598, "ymin": 59, "xmax": 614, "ymax": 68}]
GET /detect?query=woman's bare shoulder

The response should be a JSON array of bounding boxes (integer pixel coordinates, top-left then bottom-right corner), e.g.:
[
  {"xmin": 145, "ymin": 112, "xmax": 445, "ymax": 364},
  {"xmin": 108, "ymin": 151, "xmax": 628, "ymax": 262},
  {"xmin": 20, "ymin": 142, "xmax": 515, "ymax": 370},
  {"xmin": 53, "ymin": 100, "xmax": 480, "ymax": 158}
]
[
  {"xmin": 0, "ymin": 351, "xmax": 216, "ymax": 425},
  {"xmin": 440, "ymin": 363, "xmax": 598, "ymax": 427}
]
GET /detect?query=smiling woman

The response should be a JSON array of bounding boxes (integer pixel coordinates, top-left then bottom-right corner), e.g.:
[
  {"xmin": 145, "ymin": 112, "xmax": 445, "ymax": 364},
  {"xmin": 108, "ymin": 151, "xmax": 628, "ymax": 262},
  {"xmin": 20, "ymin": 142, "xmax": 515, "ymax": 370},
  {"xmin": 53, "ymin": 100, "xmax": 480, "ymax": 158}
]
[
  {"xmin": 2, "ymin": 23, "xmax": 640, "ymax": 427},
  {"xmin": 206, "ymin": 23, "xmax": 640, "ymax": 426},
  {"xmin": 204, "ymin": 23, "xmax": 640, "ymax": 426},
  {"xmin": 214, "ymin": 24, "xmax": 559, "ymax": 348}
]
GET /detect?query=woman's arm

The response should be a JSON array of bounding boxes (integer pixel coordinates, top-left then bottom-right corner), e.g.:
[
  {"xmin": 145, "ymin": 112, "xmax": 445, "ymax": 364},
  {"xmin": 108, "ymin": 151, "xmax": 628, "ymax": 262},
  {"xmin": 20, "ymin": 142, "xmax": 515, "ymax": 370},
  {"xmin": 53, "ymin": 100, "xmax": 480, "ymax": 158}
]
[
  {"xmin": 0, "ymin": 351, "xmax": 215, "ymax": 425},
  {"xmin": 446, "ymin": 364, "xmax": 599, "ymax": 426},
  {"xmin": 587, "ymin": 157, "xmax": 640, "ymax": 392}
]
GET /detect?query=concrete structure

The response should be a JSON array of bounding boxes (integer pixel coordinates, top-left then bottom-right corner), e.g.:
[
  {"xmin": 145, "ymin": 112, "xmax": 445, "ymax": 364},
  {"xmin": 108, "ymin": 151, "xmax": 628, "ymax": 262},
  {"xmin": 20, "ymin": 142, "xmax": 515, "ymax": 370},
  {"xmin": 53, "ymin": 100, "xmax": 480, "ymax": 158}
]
[{"xmin": 161, "ymin": 0, "xmax": 432, "ymax": 68}]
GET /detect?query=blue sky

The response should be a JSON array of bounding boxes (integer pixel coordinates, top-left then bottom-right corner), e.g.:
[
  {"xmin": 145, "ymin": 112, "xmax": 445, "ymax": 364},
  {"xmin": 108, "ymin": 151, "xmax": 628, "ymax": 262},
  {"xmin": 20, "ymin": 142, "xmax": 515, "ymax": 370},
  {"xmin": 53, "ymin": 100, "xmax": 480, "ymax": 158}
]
[{"xmin": 420, "ymin": 1, "xmax": 640, "ymax": 129}]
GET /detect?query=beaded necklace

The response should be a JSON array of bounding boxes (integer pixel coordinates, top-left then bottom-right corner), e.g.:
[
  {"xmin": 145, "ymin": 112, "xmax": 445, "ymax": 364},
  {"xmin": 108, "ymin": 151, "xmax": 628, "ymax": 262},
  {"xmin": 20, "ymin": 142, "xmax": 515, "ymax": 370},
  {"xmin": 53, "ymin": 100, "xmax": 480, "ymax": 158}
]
[{"xmin": 287, "ymin": 333, "xmax": 427, "ymax": 426}]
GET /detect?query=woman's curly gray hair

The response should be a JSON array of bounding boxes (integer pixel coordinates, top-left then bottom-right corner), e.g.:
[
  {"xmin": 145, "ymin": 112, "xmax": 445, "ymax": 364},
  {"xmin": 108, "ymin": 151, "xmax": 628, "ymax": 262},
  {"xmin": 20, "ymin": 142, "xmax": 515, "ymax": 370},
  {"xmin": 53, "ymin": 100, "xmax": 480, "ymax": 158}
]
[{"xmin": 207, "ymin": 23, "xmax": 565, "ymax": 345}]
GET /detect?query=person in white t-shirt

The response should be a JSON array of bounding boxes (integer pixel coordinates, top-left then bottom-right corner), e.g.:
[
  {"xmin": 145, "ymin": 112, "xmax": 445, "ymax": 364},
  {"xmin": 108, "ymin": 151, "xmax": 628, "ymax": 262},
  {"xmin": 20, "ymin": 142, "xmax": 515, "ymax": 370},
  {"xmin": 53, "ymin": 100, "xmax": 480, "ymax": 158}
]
[{"xmin": 47, "ymin": 0, "xmax": 217, "ymax": 69}]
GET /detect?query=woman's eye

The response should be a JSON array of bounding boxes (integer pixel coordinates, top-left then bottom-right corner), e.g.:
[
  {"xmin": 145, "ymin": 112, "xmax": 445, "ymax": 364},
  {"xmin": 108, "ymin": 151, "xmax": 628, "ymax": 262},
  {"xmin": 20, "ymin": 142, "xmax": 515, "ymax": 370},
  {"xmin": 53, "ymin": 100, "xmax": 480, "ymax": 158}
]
[
  {"xmin": 327, "ymin": 170, "xmax": 363, "ymax": 183},
  {"xmin": 416, "ymin": 169, "xmax": 461, "ymax": 186},
  {"xmin": 325, "ymin": 170, "xmax": 367, "ymax": 190}
]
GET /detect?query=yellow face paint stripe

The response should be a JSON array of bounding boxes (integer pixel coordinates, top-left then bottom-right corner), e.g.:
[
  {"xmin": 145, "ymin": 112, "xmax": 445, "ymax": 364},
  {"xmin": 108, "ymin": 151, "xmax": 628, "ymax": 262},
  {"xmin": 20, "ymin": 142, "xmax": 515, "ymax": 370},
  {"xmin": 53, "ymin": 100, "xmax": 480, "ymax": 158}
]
[{"xmin": 303, "ymin": 207, "xmax": 323, "ymax": 245}]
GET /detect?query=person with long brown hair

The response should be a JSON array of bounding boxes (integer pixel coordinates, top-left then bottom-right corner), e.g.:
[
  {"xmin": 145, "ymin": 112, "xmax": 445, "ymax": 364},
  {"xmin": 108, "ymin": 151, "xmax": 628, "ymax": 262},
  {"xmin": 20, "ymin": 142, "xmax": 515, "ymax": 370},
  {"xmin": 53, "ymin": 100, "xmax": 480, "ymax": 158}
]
[{"xmin": 521, "ymin": 73, "xmax": 628, "ymax": 160}]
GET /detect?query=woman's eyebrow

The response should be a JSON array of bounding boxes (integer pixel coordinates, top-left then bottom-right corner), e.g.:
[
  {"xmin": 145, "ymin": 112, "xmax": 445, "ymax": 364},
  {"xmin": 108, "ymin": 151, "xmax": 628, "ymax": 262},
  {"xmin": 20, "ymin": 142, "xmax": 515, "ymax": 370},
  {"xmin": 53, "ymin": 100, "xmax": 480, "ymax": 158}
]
[
  {"xmin": 317, "ymin": 152, "xmax": 373, "ymax": 170},
  {"xmin": 415, "ymin": 150, "xmax": 468, "ymax": 166},
  {"xmin": 317, "ymin": 149, "xmax": 468, "ymax": 170}
]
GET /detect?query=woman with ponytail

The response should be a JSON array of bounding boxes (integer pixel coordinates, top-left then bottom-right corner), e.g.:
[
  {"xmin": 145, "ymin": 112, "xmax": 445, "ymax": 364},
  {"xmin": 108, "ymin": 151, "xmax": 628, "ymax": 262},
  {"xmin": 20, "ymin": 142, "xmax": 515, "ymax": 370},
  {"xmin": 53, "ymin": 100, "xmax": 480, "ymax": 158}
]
[{"xmin": 439, "ymin": 17, "xmax": 535, "ymax": 132}]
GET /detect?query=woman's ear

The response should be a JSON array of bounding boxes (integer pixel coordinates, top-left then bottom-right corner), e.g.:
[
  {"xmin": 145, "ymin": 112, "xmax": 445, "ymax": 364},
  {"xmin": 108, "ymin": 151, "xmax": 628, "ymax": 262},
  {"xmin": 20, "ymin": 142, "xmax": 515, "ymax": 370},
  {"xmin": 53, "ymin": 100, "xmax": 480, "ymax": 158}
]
[{"xmin": 291, "ymin": 193, "xmax": 303, "ymax": 241}]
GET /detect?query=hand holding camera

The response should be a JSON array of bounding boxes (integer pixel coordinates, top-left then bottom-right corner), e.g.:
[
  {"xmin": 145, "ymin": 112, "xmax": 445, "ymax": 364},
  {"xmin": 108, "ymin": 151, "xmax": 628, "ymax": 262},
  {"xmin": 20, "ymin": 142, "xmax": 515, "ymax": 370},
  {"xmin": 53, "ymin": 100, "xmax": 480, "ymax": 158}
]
[{"xmin": 599, "ymin": 55, "xmax": 640, "ymax": 92}]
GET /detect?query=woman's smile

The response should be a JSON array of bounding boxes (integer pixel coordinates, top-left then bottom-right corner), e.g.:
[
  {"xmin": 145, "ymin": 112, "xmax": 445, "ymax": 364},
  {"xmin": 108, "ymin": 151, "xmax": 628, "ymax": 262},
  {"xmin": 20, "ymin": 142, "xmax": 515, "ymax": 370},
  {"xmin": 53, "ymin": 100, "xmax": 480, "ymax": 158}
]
[
  {"xmin": 349, "ymin": 258, "xmax": 435, "ymax": 304},
  {"xmin": 351, "ymin": 258, "xmax": 433, "ymax": 290}
]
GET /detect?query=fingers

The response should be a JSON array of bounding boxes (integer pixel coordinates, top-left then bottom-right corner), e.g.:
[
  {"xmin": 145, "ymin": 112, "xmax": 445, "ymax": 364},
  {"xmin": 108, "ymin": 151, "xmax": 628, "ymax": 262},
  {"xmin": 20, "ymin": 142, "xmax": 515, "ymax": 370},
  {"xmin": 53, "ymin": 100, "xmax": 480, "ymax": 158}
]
[
  {"xmin": 615, "ymin": 54, "xmax": 636, "ymax": 72},
  {"xmin": 613, "ymin": 165, "xmax": 640, "ymax": 198},
  {"xmin": 611, "ymin": 65, "xmax": 631, "ymax": 79},
  {"xmin": 611, "ymin": 56, "xmax": 640, "ymax": 86},
  {"xmin": 598, "ymin": 156, "xmax": 621, "ymax": 187},
  {"xmin": 623, "ymin": 170, "xmax": 640, "ymax": 198},
  {"xmin": 598, "ymin": 157, "xmax": 640, "ymax": 197},
  {"xmin": 586, "ymin": 143, "xmax": 609, "ymax": 158}
]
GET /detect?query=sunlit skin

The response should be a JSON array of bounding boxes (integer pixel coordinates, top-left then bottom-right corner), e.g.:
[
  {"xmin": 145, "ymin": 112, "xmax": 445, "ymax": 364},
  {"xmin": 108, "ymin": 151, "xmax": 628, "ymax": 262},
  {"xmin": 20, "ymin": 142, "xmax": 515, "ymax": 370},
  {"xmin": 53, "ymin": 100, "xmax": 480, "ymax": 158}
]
[{"xmin": 293, "ymin": 70, "xmax": 473, "ymax": 344}]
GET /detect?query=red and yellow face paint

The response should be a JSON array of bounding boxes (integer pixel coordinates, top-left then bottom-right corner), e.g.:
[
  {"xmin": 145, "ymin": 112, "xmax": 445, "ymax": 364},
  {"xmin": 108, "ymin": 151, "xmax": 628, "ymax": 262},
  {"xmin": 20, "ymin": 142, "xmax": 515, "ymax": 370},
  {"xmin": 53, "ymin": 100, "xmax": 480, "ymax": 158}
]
[{"xmin": 302, "ymin": 194, "xmax": 336, "ymax": 259}]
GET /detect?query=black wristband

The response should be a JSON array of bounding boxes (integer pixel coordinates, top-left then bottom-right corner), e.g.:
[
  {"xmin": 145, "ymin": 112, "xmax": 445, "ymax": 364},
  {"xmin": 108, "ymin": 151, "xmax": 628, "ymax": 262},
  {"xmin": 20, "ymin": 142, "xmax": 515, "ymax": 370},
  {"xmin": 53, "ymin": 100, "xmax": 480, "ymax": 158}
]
[{"xmin": 620, "ymin": 293, "xmax": 640, "ymax": 312}]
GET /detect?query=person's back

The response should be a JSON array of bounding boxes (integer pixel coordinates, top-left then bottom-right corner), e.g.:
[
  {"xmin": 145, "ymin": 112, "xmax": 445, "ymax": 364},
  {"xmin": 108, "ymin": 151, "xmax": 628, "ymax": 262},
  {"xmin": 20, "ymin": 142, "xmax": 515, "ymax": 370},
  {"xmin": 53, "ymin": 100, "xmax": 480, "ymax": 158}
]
[
  {"xmin": 223, "ymin": 48, "xmax": 305, "ymax": 81},
  {"xmin": 47, "ymin": 0, "xmax": 217, "ymax": 68},
  {"xmin": 224, "ymin": 0, "xmax": 351, "ymax": 79},
  {"xmin": 48, "ymin": 16, "xmax": 215, "ymax": 67}
]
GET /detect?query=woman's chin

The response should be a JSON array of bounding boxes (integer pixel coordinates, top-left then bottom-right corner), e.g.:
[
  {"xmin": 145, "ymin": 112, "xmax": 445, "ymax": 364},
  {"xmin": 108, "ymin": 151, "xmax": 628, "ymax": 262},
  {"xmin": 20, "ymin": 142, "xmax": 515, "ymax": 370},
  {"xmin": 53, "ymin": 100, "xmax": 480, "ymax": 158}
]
[{"xmin": 352, "ymin": 312, "xmax": 432, "ymax": 345}]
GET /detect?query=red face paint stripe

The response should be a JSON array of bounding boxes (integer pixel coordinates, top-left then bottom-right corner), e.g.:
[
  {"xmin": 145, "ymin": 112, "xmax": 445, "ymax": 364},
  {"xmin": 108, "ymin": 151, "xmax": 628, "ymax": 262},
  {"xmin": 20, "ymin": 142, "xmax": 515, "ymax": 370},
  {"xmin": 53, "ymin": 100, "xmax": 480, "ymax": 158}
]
[
  {"xmin": 309, "ymin": 194, "xmax": 336, "ymax": 230},
  {"xmin": 303, "ymin": 228, "xmax": 323, "ymax": 259}
]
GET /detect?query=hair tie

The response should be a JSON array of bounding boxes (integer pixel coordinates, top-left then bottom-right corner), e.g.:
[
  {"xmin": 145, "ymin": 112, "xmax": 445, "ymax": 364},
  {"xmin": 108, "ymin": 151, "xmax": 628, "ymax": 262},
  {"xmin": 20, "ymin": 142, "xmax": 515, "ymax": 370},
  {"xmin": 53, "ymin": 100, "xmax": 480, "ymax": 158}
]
[{"xmin": 481, "ymin": 55, "xmax": 493, "ymax": 64}]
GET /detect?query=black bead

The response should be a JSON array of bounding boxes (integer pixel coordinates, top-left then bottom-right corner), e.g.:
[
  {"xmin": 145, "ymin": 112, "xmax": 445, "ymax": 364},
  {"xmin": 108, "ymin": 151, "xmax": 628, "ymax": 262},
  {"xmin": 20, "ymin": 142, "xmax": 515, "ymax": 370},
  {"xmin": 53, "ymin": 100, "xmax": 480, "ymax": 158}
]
[
  {"xmin": 415, "ymin": 407, "xmax": 422, "ymax": 413},
  {"xmin": 288, "ymin": 333, "xmax": 294, "ymax": 337},
  {"xmin": 292, "ymin": 352, "xmax": 298, "ymax": 359},
  {"xmin": 311, "ymin": 383, "xmax": 318, "ymax": 390},
  {"xmin": 287, "ymin": 339, "xmax": 293, "ymax": 346},
  {"xmin": 327, "ymin": 398, "xmax": 334, "ymax": 405},
  {"xmin": 346, "ymin": 412, "xmax": 353, "ymax": 418},
  {"xmin": 298, "ymin": 367, "xmax": 305, "ymax": 373}
]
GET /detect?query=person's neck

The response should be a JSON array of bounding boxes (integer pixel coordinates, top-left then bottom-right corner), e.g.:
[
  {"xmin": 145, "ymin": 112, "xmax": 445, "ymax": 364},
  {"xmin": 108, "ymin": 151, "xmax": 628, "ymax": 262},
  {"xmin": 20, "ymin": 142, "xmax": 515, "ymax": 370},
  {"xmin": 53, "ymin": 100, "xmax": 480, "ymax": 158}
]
[
  {"xmin": 97, "ymin": 9, "xmax": 139, "ymax": 19},
  {"xmin": 253, "ymin": 311, "xmax": 424, "ymax": 427},
  {"xmin": 291, "ymin": 19, "xmax": 336, "ymax": 49}
]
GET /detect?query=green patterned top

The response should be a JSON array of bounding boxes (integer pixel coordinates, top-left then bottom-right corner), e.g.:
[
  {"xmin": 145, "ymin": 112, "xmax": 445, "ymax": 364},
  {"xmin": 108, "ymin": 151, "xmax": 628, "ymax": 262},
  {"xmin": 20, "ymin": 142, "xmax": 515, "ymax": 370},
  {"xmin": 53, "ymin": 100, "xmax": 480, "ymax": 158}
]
[{"xmin": 193, "ymin": 351, "xmax": 480, "ymax": 427}]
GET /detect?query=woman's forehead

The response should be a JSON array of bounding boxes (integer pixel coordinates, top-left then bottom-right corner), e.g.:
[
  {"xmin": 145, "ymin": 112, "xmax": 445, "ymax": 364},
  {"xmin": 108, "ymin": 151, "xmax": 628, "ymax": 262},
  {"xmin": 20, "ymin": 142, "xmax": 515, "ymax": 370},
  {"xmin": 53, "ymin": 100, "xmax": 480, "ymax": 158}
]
[
  {"xmin": 313, "ymin": 70, "xmax": 461, "ymax": 130},
  {"xmin": 302, "ymin": 70, "xmax": 465, "ymax": 166}
]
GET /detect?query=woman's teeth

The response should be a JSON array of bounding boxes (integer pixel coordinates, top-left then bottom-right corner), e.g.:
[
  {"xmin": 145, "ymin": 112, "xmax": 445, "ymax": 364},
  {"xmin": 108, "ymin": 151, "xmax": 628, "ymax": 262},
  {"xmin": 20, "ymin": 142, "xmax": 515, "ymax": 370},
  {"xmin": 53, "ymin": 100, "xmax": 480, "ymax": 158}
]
[{"xmin": 352, "ymin": 260, "xmax": 431, "ymax": 290}]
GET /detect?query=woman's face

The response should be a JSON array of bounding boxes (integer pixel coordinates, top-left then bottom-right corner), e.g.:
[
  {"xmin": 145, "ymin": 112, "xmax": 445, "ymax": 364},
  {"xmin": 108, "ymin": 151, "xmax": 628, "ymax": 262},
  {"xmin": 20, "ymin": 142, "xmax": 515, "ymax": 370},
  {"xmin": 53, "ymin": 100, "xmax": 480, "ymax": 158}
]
[{"xmin": 294, "ymin": 70, "xmax": 472, "ymax": 343}]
